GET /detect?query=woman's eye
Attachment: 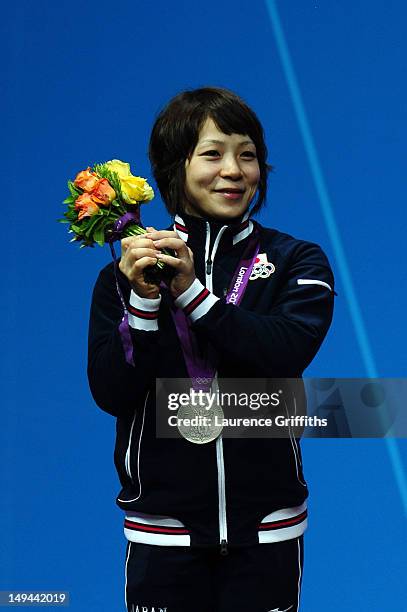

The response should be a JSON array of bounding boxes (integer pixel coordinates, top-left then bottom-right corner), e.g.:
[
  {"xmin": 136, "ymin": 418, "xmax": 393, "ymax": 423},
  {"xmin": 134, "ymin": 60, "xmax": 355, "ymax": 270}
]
[
  {"xmin": 199, "ymin": 150, "xmax": 256, "ymax": 158},
  {"xmin": 202, "ymin": 150, "xmax": 220, "ymax": 156}
]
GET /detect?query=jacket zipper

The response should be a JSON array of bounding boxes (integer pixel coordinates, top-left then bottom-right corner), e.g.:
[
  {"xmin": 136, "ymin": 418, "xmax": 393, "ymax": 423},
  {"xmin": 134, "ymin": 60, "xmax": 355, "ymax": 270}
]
[
  {"xmin": 217, "ymin": 436, "xmax": 228, "ymax": 555},
  {"xmin": 205, "ymin": 221, "xmax": 229, "ymax": 554},
  {"xmin": 204, "ymin": 222, "xmax": 212, "ymax": 276}
]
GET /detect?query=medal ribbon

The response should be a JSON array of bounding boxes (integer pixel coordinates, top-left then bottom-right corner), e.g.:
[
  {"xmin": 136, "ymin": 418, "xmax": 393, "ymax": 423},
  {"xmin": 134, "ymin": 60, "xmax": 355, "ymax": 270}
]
[
  {"xmin": 109, "ymin": 211, "xmax": 144, "ymax": 367},
  {"xmin": 171, "ymin": 224, "xmax": 260, "ymax": 390}
]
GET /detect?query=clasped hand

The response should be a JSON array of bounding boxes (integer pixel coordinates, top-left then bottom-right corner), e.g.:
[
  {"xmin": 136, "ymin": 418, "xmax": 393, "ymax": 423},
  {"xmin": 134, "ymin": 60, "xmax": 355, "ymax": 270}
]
[{"xmin": 119, "ymin": 227, "xmax": 196, "ymax": 299}]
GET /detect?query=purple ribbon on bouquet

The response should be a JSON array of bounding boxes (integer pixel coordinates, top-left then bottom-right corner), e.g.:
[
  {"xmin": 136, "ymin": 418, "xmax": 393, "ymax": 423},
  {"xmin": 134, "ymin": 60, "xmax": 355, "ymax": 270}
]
[{"xmin": 107, "ymin": 210, "xmax": 141, "ymax": 244}]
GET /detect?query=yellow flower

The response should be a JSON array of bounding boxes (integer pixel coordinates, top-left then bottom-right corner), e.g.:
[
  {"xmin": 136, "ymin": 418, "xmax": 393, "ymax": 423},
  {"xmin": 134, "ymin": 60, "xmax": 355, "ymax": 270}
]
[
  {"xmin": 104, "ymin": 159, "xmax": 131, "ymax": 178},
  {"xmin": 140, "ymin": 182, "xmax": 154, "ymax": 201},
  {"xmin": 120, "ymin": 175, "xmax": 154, "ymax": 204},
  {"xmin": 104, "ymin": 159, "xmax": 154, "ymax": 203}
]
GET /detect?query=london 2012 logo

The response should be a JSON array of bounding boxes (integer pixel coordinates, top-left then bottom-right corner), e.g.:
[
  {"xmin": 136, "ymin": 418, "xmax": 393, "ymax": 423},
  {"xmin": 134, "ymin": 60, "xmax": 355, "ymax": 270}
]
[{"xmin": 250, "ymin": 253, "xmax": 276, "ymax": 280}]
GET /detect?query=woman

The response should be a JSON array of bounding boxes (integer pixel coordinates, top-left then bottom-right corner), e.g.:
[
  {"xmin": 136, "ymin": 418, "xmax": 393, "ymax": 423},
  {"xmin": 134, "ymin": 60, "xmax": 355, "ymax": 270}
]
[{"xmin": 88, "ymin": 87, "xmax": 335, "ymax": 611}]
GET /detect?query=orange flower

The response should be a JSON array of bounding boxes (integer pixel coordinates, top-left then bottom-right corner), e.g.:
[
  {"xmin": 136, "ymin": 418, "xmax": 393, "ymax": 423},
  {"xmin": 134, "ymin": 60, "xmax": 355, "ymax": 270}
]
[
  {"xmin": 74, "ymin": 167, "xmax": 99, "ymax": 192},
  {"xmin": 90, "ymin": 178, "xmax": 116, "ymax": 205},
  {"xmin": 75, "ymin": 193, "xmax": 100, "ymax": 220}
]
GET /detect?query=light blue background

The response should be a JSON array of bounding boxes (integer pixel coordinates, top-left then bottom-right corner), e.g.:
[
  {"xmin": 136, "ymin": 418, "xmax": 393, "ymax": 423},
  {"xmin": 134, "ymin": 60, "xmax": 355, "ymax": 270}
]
[{"xmin": 1, "ymin": 1, "xmax": 406, "ymax": 610}]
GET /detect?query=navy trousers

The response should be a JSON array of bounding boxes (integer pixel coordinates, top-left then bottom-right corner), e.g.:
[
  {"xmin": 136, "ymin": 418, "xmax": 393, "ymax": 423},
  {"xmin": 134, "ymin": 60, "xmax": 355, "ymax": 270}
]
[{"xmin": 125, "ymin": 536, "xmax": 304, "ymax": 612}]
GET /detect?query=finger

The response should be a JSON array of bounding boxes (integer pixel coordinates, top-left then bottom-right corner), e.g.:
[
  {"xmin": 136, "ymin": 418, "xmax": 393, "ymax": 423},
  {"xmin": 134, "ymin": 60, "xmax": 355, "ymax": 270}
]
[
  {"xmin": 121, "ymin": 238, "xmax": 130, "ymax": 255},
  {"xmin": 186, "ymin": 246, "xmax": 194, "ymax": 262},
  {"xmin": 121, "ymin": 235, "xmax": 144, "ymax": 248},
  {"xmin": 129, "ymin": 239, "xmax": 157, "ymax": 250},
  {"xmin": 126, "ymin": 247, "xmax": 161, "ymax": 263},
  {"xmin": 121, "ymin": 238, "xmax": 156, "ymax": 256},
  {"xmin": 121, "ymin": 234, "xmax": 150, "ymax": 249},
  {"xmin": 156, "ymin": 253, "xmax": 184, "ymax": 269},
  {"xmin": 131, "ymin": 255, "xmax": 160, "ymax": 272},
  {"xmin": 145, "ymin": 229, "xmax": 178, "ymax": 240},
  {"xmin": 152, "ymin": 237, "xmax": 190, "ymax": 254}
]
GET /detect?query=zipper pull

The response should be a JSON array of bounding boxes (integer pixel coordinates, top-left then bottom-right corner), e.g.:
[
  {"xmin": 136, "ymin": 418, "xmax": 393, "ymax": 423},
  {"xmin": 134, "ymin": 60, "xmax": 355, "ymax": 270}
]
[
  {"xmin": 220, "ymin": 539, "xmax": 228, "ymax": 556},
  {"xmin": 206, "ymin": 257, "xmax": 212, "ymax": 275}
]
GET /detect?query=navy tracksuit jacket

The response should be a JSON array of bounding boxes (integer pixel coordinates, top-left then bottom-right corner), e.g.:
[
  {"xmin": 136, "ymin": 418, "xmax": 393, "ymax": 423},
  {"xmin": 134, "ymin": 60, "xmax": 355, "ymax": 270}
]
[{"xmin": 87, "ymin": 212, "xmax": 335, "ymax": 552}]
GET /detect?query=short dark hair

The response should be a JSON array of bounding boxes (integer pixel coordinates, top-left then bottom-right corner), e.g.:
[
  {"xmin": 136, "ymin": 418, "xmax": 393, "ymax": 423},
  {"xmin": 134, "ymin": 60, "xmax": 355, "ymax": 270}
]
[{"xmin": 148, "ymin": 87, "xmax": 272, "ymax": 216}]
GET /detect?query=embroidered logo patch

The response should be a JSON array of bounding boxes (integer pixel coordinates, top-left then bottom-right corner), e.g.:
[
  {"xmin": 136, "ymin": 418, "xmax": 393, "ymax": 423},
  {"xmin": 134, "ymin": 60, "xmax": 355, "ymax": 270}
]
[{"xmin": 250, "ymin": 253, "xmax": 275, "ymax": 280}]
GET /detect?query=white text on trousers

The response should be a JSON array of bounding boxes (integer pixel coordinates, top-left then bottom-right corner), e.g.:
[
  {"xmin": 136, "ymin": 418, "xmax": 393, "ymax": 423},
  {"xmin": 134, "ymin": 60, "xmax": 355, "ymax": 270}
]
[{"xmin": 133, "ymin": 606, "xmax": 167, "ymax": 612}]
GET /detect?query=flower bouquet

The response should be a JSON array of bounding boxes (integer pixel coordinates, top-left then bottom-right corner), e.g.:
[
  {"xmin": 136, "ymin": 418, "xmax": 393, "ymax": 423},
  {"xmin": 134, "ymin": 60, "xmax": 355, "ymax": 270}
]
[{"xmin": 59, "ymin": 159, "xmax": 174, "ymax": 283}]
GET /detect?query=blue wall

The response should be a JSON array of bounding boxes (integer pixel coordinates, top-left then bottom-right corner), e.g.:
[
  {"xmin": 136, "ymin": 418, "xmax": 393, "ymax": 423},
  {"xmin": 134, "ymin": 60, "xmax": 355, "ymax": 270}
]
[{"xmin": 1, "ymin": 1, "xmax": 406, "ymax": 610}]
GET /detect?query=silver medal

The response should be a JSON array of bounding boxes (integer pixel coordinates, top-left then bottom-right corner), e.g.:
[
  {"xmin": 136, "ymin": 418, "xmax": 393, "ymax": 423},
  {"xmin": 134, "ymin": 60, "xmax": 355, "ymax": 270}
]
[{"xmin": 177, "ymin": 392, "xmax": 224, "ymax": 444}]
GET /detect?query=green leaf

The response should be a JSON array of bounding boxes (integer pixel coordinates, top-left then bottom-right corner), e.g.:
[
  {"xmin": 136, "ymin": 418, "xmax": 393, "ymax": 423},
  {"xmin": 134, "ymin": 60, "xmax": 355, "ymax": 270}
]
[
  {"xmin": 68, "ymin": 180, "xmax": 81, "ymax": 198},
  {"xmin": 111, "ymin": 198, "xmax": 125, "ymax": 212},
  {"xmin": 93, "ymin": 223, "xmax": 106, "ymax": 246},
  {"xmin": 84, "ymin": 215, "xmax": 104, "ymax": 238},
  {"xmin": 123, "ymin": 224, "xmax": 145, "ymax": 238}
]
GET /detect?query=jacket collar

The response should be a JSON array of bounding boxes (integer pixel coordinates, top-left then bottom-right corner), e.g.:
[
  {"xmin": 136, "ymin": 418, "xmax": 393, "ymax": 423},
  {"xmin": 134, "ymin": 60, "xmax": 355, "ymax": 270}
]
[{"xmin": 173, "ymin": 210, "xmax": 254, "ymax": 248}]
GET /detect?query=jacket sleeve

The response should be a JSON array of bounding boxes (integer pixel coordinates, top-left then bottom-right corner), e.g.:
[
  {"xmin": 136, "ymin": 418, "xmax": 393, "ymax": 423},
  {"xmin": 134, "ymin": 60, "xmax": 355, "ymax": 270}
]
[
  {"xmin": 174, "ymin": 242, "xmax": 335, "ymax": 376},
  {"xmin": 87, "ymin": 264, "xmax": 160, "ymax": 417}
]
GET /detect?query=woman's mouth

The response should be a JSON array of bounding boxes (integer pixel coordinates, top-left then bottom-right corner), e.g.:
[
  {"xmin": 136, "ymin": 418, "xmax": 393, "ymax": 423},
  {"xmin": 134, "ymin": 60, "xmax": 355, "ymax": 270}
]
[{"xmin": 214, "ymin": 188, "xmax": 244, "ymax": 200}]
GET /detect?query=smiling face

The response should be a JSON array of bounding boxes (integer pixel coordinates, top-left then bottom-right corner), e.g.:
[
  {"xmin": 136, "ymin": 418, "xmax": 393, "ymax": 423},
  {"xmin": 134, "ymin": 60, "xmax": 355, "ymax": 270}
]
[{"xmin": 183, "ymin": 118, "xmax": 260, "ymax": 221}]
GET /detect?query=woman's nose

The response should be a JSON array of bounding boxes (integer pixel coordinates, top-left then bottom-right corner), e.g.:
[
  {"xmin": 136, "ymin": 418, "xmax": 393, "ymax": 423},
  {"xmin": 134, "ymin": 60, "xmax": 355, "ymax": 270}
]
[{"xmin": 219, "ymin": 156, "xmax": 242, "ymax": 178}]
